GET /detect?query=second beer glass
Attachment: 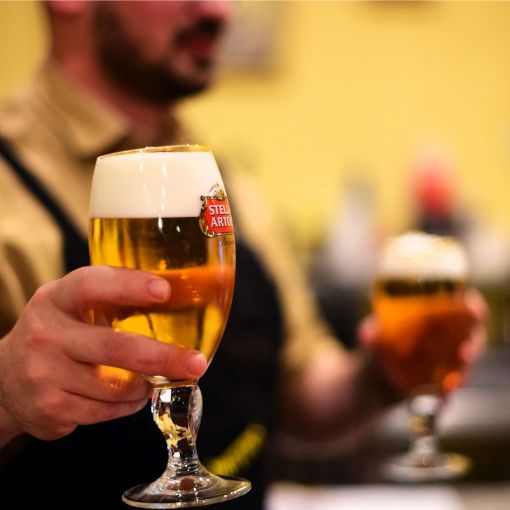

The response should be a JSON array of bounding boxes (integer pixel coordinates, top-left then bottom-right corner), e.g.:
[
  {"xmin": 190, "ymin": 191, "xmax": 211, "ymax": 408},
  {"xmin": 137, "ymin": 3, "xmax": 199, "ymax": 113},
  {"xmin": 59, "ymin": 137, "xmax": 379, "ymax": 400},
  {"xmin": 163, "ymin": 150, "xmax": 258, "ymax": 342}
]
[
  {"xmin": 372, "ymin": 230, "xmax": 472, "ymax": 482},
  {"xmin": 89, "ymin": 145, "xmax": 250, "ymax": 508}
]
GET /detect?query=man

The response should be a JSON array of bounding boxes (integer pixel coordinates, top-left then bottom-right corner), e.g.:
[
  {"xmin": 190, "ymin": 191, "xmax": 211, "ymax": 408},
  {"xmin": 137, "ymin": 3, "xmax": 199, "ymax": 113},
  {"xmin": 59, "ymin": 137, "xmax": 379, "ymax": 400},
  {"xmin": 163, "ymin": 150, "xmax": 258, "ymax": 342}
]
[{"xmin": 0, "ymin": 2, "xmax": 485, "ymax": 509}]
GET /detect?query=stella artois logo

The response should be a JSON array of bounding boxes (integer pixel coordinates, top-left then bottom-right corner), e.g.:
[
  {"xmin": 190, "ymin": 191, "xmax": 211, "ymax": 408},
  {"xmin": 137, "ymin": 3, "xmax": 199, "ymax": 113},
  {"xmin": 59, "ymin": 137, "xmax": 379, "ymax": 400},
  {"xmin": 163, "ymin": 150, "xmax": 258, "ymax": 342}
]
[{"xmin": 199, "ymin": 187, "xmax": 234, "ymax": 237}]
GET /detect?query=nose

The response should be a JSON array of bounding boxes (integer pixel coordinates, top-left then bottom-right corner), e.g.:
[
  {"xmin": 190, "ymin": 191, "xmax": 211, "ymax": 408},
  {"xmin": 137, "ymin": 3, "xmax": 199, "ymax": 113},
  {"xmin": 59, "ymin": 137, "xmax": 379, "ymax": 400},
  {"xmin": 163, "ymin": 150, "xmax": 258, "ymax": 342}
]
[{"xmin": 191, "ymin": 1, "xmax": 234, "ymax": 23}]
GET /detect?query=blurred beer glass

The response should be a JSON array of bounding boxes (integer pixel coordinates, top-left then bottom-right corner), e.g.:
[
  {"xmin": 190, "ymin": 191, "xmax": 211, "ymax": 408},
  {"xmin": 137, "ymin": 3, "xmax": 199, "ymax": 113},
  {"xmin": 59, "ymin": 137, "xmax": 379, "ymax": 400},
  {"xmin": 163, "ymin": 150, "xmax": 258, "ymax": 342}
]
[
  {"xmin": 372, "ymin": 230, "xmax": 472, "ymax": 482},
  {"xmin": 89, "ymin": 145, "xmax": 250, "ymax": 507}
]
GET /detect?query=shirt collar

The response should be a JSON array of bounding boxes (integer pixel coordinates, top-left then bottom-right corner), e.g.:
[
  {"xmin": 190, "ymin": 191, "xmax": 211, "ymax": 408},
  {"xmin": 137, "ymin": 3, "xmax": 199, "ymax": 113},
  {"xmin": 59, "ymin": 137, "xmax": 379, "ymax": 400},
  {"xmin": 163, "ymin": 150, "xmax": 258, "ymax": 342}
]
[
  {"xmin": 26, "ymin": 62, "xmax": 186, "ymax": 160},
  {"xmin": 24, "ymin": 62, "xmax": 131, "ymax": 160}
]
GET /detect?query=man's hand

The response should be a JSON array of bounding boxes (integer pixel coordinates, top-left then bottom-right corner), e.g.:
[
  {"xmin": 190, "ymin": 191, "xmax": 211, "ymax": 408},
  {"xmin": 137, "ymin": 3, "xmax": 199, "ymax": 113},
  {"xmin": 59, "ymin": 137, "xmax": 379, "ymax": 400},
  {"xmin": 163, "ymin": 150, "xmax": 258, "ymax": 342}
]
[
  {"xmin": 0, "ymin": 266, "xmax": 207, "ymax": 443},
  {"xmin": 358, "ymin": 288, "xmax": 488, "ymax": 396}
]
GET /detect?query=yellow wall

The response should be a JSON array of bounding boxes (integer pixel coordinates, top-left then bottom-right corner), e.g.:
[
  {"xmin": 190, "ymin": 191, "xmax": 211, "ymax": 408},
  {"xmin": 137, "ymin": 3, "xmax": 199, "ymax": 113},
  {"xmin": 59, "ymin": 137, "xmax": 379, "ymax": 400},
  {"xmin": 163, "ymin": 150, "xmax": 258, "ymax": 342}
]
[
  {"xmin": 2, "ymin": 1, "xmax": 510, "ymax": 252},
  {"xmin": 0, "ymin": 1, "xmax": 47, "ymax": 93}
]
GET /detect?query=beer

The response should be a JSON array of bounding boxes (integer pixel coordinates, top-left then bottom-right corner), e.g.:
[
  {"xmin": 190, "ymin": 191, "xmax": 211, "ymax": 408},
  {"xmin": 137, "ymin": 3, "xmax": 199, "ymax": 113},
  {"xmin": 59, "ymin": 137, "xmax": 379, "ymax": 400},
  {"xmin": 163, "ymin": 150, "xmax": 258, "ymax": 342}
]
[
  {"xmin": 372, "ymin": 231, "xmax": 470, "ymax": 395},
  {"xmin": 89, "ymin": 217, "xmax": 234, "ymax": 359},
  {"xmin": 89, "ymin": 146, "xmax": 235, "ymax": 384}
]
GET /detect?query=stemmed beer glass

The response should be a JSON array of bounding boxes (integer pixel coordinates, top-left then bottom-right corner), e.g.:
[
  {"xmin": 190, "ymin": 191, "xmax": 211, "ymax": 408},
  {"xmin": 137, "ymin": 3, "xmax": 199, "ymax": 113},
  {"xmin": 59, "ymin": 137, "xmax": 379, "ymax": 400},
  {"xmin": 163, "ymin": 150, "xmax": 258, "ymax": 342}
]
[
  {"xmin": 372, "ymin": 231, "xmax": 472, "ymax": 482},
  {"xmin": 88, "ymin": 145, "xmax": 250, "ymax": 507}
]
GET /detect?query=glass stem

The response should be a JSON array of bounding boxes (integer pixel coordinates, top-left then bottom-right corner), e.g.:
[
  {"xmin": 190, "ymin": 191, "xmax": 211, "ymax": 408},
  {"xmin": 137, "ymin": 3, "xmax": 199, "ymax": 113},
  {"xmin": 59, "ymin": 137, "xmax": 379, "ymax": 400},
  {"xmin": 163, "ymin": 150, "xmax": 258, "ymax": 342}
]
[
  {"xmin": 407, "ymin": 393, "xmax": 442, "ymax": 465},
  {"xmin": 152, "ymin": 384, "xmax": 203, "ymax": 480}
]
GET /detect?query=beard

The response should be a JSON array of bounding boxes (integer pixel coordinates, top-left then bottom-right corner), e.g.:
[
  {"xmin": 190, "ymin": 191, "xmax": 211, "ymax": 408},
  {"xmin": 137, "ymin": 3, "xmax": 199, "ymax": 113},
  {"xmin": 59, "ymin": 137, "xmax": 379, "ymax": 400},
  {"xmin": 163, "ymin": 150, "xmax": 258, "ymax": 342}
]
[{"xmin": 93, "ymin": 5, "xmax": 222, "ymax": 104}]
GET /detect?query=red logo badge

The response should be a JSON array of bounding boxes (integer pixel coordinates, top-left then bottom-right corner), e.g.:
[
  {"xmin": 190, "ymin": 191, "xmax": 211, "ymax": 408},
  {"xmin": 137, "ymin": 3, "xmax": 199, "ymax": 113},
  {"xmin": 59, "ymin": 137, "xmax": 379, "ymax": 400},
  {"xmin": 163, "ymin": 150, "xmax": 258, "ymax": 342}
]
[{"xmin": 199, "ymin": 188, "xmax": 234, "ymax": 237}]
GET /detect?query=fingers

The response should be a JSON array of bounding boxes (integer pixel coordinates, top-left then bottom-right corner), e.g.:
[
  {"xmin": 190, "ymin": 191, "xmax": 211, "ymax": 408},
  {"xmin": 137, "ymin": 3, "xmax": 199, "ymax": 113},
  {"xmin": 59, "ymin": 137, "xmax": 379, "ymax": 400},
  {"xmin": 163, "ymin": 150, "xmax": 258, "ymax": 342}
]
[
  {"xmin": 13, "ymin": 334, "xmax": 154, "ymax": 403},
  {"xmin": 460, "ymin": 327, "xmax": 486, "ymax": 365},
  {"xmin": 464, "ymin": 288, "xmax": 489, "ymax": 323},
  {"xmin": 357, "ymin": 314, "xmax": 380, "ymax": 349},
  {"xmin": 50, "ymin": 266, "xmax": 170, "ymax": 315},
  {"xmin": 48, "ymin": 266, "xmax": 207, "ymax": 380},
  {"xmin": 62, "ymin": 361, "xmax": 153, "ymax": 403},
  {"xmin": 359, "ymin": 288, "xmax": 487, "ymax": 345},
  {"xmin": 459, "ymin": 291, "xmax": 488, "ymax": 365},
  {"xmin": 359, "ymin": 288, "xmax": 488, "ymax": 372},
  {"xmin": 25, "ymin": 391, "xmax": 149, "ymax": 441},
  {"xmin": 61, "ymin": 322, "xmax": 207, "ymax": 380},
  {"xmin": 0, "ymin": 265, "xmax": 210, "ymax": 442},
  {"xmin": 54, "ymin": 266, "xmax": 208, "ymax": 377},
  {"xmin": 456, "ymin": 288, "xmax": 488, "ymax": 366},
  {"xmin": 69, "ymin": 396, "xmax": 149, "ymax": 427}
]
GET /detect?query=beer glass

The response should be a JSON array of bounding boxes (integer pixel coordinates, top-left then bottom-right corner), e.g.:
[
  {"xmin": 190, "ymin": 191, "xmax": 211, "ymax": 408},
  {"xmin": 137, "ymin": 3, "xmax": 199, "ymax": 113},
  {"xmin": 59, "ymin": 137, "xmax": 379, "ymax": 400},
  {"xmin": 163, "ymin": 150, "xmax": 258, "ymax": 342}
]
[
  {"xmin": 89, "ymin": 145, "xmax": 250, "ymax": 507},
  {"xmin": 372, "ymin": 231, "xmax": 472, "ymax": 482}
]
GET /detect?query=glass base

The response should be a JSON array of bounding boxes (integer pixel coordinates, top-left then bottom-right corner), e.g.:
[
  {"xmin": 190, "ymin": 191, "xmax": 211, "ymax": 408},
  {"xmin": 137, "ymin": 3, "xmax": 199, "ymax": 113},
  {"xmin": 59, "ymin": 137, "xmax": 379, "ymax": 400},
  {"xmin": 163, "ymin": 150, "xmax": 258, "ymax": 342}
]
[
  {"xmin": 381, "ymin": 451, "xmax": 472, "ymax": 482},
  {"xmin": 122, "ymin": 469, "xmax": 251, "ymax": 509}
]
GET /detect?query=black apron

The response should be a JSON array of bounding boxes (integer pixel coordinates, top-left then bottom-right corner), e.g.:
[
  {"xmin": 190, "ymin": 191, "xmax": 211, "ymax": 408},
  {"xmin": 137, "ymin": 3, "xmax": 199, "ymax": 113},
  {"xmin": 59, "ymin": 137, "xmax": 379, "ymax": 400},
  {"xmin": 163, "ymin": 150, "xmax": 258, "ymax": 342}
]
[{"xmin": 0, "ymin": 139, "xmax": 283, "ymax": 510}]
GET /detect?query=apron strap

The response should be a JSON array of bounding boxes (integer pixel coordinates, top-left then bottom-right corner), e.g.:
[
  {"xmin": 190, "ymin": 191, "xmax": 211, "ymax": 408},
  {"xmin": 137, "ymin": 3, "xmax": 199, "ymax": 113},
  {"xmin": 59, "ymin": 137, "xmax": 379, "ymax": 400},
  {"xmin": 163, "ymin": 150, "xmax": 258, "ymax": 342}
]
[{"xmin": 0, "ymin": 138, "xmax": 89, "ymax": 272}]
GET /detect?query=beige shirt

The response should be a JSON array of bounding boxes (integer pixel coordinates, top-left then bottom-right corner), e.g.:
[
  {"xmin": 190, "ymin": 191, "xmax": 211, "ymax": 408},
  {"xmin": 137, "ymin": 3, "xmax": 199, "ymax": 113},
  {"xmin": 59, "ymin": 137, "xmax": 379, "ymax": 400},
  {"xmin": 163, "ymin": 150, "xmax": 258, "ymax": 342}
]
[{"xmin": 0, "ymin": 63, "xmax": 342, "ymax": 367}]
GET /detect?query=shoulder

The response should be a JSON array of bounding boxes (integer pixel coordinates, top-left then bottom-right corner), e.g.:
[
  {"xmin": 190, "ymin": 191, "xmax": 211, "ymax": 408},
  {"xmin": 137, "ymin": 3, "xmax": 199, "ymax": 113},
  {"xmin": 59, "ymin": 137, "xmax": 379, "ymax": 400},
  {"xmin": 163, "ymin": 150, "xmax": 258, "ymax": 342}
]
[{"xmin": 0, "ymin": 88, "xmax": 34, "ymax": 141}]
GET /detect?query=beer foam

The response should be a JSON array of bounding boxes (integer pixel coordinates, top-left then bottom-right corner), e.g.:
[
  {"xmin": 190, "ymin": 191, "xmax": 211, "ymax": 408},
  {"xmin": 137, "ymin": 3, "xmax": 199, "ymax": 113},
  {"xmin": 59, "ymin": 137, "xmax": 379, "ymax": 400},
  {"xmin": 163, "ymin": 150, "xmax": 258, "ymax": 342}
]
[
  {"xmin": 377, "ymin": 231, "xmax": 468, "ymax": 279},
  {"xmin": 89, "ymin": 147, "xmax": 225, "ymax": 218}
]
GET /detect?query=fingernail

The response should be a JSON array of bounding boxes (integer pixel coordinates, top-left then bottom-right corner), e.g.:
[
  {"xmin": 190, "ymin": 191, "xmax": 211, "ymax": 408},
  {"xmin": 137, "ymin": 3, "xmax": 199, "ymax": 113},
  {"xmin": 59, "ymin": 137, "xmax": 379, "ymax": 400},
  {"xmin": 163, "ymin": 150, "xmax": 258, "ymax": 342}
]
[
  {"xmin": 148, "ymin": 279, "xmax": 170, "ymax": 301},
  {"xmin": 187, "ymin": 352, "xmax": 207, "ymax": 377}
]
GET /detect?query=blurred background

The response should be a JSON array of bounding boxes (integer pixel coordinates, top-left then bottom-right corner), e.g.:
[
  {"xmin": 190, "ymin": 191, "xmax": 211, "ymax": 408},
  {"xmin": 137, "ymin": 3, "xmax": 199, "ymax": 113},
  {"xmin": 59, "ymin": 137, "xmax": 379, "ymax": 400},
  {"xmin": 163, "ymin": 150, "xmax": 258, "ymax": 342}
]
[
  {"xmin": 3, "ymin": 1, "xmax": 510, "ymax": 508},
  {"xmin": 3, "ymin": 1, "xmax": 510, "ymax": 253},
  {"xmin": 5, "ymin": 0, "xmax": 510, "ymax": 341}
]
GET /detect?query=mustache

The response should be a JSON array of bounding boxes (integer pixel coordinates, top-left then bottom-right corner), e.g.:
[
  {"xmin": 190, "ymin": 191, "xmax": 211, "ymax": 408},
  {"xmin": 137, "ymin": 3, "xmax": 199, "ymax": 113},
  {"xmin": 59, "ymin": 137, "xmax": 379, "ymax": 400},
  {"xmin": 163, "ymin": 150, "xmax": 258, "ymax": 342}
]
[{"xmin": 177, "ymin": 18, "xmax": 226, "ymax": 44}]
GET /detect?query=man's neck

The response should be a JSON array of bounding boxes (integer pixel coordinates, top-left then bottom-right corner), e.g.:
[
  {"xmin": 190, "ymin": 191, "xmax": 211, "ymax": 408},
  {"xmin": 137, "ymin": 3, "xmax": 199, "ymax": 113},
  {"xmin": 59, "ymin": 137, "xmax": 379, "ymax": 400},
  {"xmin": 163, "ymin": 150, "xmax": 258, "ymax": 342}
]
[{"xmin": 55, "ymin": 57, "xmax": 175, "ymax": 146}]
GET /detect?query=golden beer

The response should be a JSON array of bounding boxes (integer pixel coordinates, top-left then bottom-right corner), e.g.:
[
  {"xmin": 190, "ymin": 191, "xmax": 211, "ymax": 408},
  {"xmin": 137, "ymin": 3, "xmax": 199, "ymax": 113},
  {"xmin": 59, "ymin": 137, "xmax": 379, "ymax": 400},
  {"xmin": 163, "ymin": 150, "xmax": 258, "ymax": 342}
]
[
  {"xmin": 372, "ymin": 232, "xmax": 470, "ymax": 396},
  {"xmin": 89, "ymin": 217, "xmax": 235, "ymax": 363},
  {"xmin": 89, "ymin": 145, "xmax": 236, "ymax": 385}
]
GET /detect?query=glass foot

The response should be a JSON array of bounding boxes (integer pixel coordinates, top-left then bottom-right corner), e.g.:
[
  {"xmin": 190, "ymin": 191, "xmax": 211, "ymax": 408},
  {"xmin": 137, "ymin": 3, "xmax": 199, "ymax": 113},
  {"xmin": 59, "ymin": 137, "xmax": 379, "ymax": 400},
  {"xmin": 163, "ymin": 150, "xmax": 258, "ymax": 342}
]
[
  {"xmin": 122, "ymin": 470, "xmax": 251, "ymax": 509},
  {"xmin": 381, "ymin": 451, "xmax": 472, "ymax": 482}
]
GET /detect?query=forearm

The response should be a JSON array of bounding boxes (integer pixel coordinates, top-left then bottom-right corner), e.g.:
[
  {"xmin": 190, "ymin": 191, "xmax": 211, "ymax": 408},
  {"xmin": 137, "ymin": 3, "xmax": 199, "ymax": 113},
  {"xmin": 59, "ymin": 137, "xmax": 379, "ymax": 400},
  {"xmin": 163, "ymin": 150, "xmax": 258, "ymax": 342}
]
[{"xmin": 278, "ymin": 343, "xmax": 401, "ymax": 446}]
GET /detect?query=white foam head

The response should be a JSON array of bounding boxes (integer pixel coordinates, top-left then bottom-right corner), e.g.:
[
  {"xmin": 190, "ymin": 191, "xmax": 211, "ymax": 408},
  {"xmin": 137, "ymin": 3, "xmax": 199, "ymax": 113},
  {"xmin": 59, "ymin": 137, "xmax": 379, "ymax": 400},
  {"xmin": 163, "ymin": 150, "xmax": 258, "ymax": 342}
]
[
  {"xmin": 89, "ymin": 146, "xmax": 225, "ymax": 218},
  {"xmin": 377, "ymin": 230, "xmax": 468, "ymax": 280}
]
